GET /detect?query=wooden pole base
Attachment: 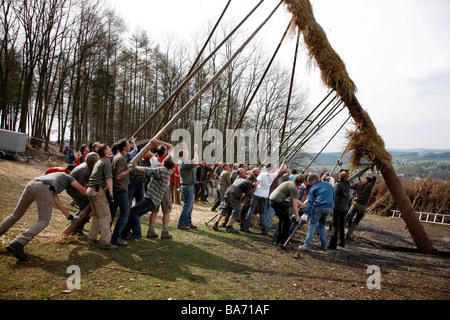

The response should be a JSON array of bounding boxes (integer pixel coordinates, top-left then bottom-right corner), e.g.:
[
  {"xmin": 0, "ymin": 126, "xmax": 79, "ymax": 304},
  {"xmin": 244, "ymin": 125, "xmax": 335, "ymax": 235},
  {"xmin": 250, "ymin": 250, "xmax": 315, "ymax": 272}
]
[
  {"xmin": 62, "ymin": 204, "xmax": 92, "ymax": 236},
  {"xmin": 346, "ymin": 96, "xmax": 433, "ymax": 254},
  {"xmin": 380, "ymin": 166, "xmax": 433, "ymax": 254}
]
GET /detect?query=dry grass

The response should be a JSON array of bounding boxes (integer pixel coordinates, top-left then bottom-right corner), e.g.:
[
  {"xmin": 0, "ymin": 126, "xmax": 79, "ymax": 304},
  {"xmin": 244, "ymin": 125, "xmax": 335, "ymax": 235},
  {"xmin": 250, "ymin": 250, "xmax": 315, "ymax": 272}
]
[{"xmin": 345, "ymin": 112, "xmax": 393, "ymax": 171}]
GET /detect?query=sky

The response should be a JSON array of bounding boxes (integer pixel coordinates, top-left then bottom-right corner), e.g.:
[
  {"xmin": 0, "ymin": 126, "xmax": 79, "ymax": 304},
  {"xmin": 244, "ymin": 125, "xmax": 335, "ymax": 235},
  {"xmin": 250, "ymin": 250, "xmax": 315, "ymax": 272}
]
[{"xmin": 106, "ymin": 0, "xmax": 450, "ymax": 153}]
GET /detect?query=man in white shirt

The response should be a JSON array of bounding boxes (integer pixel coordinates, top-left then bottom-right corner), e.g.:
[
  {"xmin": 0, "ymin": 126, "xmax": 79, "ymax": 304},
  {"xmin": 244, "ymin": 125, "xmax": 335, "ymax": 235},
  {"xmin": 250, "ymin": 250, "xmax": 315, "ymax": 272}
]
[{"xmin": 242, "ymin": 161, "xmax": 286, "ymax": 234}]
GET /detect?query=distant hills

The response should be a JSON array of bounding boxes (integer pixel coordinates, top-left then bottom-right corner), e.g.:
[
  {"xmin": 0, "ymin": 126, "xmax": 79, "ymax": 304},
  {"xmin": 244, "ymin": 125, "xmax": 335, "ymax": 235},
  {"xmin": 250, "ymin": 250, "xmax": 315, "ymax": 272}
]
[{"xmin": 304, "ymin": 148, "xmax": 450, "ymax": 167}]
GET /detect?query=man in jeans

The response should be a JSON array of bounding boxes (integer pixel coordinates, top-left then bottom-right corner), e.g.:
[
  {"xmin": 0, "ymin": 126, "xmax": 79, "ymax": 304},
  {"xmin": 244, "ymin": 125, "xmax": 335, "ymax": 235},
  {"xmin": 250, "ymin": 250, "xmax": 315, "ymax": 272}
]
[
  {"xmin": 264, "ymin": 162, "xmax": 289, "ymax": 229},
  {"xmin": 329, "ymin": 170, "xmax": 351, "ymax": 249},
  {"xmin": 300, "ymin": 174, "xmax": 335, "ymax": 251},
  {"xmin": 128, "ymin": 150, "xmax": 152, "ymax": 208},
  {"xmin": 211, "ymin": 164, "xmax": 231, "ymax": 211},
  {"xmin": 212, "ymin": 168, "xmax": 255, "ymax": 233},
  {"xmin": 195, "ymin": 159, "xmax": 211, "ymax": 202},
  {"xmin": 269, "ymin": 174, "xmax": 306, "ymax": 246},
  {"xmin": 124, "ymin": 156, "xmax": 175, "ymax": 239},
  {"xmin": 177, "ymin": 142, "xmax": 199, "ymax": 230},
  {"xmin": 243, "ymin": 162, "xmax": 285, "ymax": 234},
  {"xmin": 109, "ymin": 138, "xmax": 132, "ymax": 247}
]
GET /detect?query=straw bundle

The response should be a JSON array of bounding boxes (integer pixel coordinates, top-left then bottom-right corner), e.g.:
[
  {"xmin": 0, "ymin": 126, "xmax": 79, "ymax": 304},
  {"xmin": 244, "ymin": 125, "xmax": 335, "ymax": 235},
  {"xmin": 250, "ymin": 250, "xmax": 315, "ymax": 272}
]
[
  {"xmin": 284, "ymin": 0, "xmax": 356, "ymax": 98},
  {"xmin": 346, "ymin": 110, "xmax": 393, "ymax": 171},
  {"xmin": 284, "ymin": 0, "xmax": 393, "ymax": 170}
]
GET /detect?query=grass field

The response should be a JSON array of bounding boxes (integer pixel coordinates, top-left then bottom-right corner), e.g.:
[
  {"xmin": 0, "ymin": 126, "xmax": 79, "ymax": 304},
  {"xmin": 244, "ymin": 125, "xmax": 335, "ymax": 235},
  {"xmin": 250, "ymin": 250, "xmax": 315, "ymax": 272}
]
[{"xmin": 0, "ymin": 157, "xmax": 449, "ymax": 301}]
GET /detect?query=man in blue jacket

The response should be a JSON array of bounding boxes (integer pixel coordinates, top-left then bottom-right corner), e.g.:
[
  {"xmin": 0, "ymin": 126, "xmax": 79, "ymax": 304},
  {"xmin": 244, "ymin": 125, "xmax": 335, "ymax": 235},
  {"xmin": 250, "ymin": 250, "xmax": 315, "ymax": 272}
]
[{"xmin": 300, "ymin": 174, "xmax": 335, "ymax": 251}]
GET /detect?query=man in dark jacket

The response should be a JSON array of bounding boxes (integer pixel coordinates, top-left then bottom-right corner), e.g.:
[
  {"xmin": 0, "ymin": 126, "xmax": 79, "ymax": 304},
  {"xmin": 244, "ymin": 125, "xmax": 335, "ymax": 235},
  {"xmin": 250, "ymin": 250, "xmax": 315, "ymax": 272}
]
[
  {"xmin": 345, "ymin": 167, "xmax": 377, "ymax": 241},
  {"xmin": 329, "ymin": 170, "xmax": 351, "ymax": 249},
  {"xmin": 195, "ymin": 159, "xmax": 211, "ymax": 202}
]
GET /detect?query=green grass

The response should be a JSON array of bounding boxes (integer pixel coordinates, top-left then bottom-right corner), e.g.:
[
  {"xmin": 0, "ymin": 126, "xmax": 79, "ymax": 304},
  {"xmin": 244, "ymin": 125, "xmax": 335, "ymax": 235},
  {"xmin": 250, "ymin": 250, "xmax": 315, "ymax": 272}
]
[{"xmin": 0, "ymin": 160, "xmax": 448, "ymax": 300}]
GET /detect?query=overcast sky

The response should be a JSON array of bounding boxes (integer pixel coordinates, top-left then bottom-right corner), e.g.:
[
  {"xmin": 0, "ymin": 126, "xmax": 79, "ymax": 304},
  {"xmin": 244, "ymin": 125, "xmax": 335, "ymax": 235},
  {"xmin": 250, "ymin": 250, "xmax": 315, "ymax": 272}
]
[{"xmin": 107, "ymin": 0, "xmax": 450, "ymax": 152}]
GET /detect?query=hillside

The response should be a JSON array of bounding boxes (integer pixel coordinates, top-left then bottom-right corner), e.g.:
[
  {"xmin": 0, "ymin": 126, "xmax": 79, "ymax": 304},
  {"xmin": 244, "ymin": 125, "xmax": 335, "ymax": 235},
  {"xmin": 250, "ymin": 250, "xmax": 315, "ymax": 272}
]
[{"xmin": 301, "ymin": 148, "xmax": 450, "ymax": 180}]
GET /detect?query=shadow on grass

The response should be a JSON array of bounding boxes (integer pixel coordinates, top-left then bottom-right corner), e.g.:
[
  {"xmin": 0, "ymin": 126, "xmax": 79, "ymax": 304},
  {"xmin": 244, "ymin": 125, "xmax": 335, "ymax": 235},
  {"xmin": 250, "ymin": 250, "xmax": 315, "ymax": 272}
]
[{"xmin": 0, "ymin": 225, "xmax": 276, "ymax": 285}]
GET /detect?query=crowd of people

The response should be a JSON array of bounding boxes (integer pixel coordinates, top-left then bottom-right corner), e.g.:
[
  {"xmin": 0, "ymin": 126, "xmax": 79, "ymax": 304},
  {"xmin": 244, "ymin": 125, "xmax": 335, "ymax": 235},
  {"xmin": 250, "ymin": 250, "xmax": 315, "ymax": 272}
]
[{"xmin": 0, "ymin": 138, "xmax": 377, "ymax": 261}]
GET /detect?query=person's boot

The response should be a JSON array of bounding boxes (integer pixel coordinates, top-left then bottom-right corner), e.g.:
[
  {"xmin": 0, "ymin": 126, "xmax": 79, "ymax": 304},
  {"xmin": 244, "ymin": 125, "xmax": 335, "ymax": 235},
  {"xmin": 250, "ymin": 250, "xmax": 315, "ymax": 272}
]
[
  {"xmin": 99, "ymin": 243, "xmax": 118, "ymax": 250},
  {"xmin": 226, "ymin": 225, "xmax": 239, "ymax": 233},
  {"xmin": 161, "ymin": 231, "xmax": 173, "ymax": 239},
  {"xmin": 146, "ymin": 229, "xmax": 159, "ymax": 239},
  {"xmin": 112, "ymin": 239, "xmax": 128, "ymax": 247},
  {"xmin": 6, "ymin": 241, "xmax": 28, "ymax": 261},
  {"xmin": 212, "ymin": 222, "xmax": 219, "ymax": 231}
]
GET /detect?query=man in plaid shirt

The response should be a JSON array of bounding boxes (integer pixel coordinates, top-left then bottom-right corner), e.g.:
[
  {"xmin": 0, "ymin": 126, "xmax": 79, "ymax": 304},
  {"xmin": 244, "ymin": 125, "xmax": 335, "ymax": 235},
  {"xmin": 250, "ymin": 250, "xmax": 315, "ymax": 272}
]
[
  {"xmin": 128, "ymin": 151, "xmax": 152, "ymax": 208},
  {"xmin": 123, "ymin": 156, "xmax": 175, "ymax": 239}
]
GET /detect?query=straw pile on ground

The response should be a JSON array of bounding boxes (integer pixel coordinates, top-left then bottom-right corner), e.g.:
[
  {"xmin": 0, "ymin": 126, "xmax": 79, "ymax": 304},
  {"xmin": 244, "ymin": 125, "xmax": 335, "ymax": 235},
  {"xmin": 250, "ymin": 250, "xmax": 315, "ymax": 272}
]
[
  {"xmin": 367, "ymin": 178, "xmax": 450, "ymax": 217},
  {"xmin": 283, "ymin": 0, "xmax": 393, "ymax": 171}
]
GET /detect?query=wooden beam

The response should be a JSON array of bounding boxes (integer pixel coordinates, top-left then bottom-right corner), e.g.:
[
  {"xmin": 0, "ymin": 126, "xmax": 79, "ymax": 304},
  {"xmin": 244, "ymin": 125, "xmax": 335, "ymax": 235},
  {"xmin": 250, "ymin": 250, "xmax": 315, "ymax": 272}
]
[
  {"xmin": 345, "ymin": 95, "xmax": 433, "ymax": 254},
  {"xmin": 129, "ymin": 0, "xmax": 284, "ymax": 165},
  {"xmin": 62, "ymin": 204, "xmax": 92, "ymax": 236}
]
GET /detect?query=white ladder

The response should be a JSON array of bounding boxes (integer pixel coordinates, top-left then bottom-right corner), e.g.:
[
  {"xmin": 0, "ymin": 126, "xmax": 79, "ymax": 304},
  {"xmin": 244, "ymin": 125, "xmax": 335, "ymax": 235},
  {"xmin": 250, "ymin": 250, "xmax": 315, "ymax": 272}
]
[{"xmin": 391, "ymin": 210, "xmax": 450, "ymax": 225}]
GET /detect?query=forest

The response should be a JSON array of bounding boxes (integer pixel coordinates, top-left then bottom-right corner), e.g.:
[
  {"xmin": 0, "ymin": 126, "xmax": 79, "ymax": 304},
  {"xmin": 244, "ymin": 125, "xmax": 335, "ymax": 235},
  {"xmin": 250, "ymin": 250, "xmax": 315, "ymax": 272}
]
[{"xmin": 0, "ymin": 0, "xmax": 308, "ymax": 158}]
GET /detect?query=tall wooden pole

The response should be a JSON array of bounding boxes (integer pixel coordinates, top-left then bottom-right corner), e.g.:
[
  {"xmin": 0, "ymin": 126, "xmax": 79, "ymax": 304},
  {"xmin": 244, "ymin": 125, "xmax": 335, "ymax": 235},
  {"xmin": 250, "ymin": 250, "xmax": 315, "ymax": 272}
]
[
  {"xmin": 129, "ymin": 0, "xmax": 264, "ymax": 141},
  {"xmin": 62, "ymin": 204, "xmax": 92, "ymax": 236},
  {"xmin": 345, "ymin": 96, "xmax": 433, "ymax": 254},
  {"xmin": 129, "ymin": 0, "xmax": 285, "ymax": 165},
  {"xmin": 282, "ymin": 0, "xmax": 434, "ymax": 254}
]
